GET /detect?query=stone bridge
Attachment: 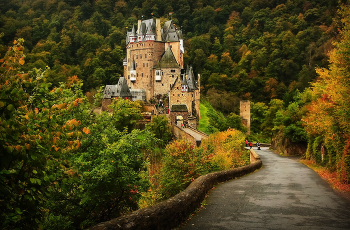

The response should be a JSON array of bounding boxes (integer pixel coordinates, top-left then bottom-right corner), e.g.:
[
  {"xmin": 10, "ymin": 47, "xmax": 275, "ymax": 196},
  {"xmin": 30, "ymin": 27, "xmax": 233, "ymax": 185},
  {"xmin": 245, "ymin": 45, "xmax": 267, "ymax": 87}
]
[{"xmin": 171, "ymin": 124, "xmax": 209, "ymax": 146}]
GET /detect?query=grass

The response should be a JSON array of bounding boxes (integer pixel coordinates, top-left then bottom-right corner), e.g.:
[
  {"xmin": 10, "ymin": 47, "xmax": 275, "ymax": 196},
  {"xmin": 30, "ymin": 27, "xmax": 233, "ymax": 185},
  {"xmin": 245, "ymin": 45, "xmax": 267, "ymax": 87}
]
[{"xmin": 198, "ymin": 101, "xmax": 210, "ymax": 134}]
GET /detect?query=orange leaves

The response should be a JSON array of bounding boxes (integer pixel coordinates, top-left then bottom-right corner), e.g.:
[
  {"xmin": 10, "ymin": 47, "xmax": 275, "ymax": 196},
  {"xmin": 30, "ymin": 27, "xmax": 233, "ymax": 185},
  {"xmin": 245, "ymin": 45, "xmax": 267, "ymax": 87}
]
[
  {"xmin": 73, "ymin": 98, "xmax": 83, "ymax": 107},
  {"xmin": 82, "ymin": 127, "xmax": 90, "ymax": 134},
  {"xmin": 64, "ymin": 119, "xmax": 81, "ymax": 130},
  {"xmin": 51, "ymin": 103, "xmax": 66, "ymax": 110},
  {"xmin": 15, "ymin": 145, "xmax": 22, "ymax": 152},
  {"xmin": 67, "ymin": 75, "xmax": 80, "ymax": 87},
  {"xmin": 18, "ymin": 57, "xmax": 25, "ymax": 65},
  {"xmin": 52, "ymin": 136, "xmax": 58, "ymax": 144},
  {"xmin": 52, "ymin": 145, "xmax": 60, "ymax": 151}
]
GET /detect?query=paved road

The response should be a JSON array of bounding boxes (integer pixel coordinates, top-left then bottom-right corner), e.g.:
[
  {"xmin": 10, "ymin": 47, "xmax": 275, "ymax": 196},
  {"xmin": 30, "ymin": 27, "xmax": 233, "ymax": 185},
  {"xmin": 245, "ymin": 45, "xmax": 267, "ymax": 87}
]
[{"xmin": 181, "ymin": 147, "xmax": 350, "ymax": 230}]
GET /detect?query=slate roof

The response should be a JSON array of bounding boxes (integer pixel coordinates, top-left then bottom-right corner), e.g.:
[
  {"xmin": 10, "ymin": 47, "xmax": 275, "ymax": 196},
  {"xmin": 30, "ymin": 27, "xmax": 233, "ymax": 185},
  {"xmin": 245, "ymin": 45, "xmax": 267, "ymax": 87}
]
[
  {"xmin": 126, "ymin": 19, "xmax": 182, "ymax": 43},
  {"xmin": 156, "ymin": 47, "xmax": 180, "ymax": 68},
  {"xmin": 103, "ymin": 77, "xmax": 131, "ymax": 99},
  {"xmin": 171, "ymin": 104, "xmax": 188, "ymax": 112},
  {"xmin": 186, "ymin": 66, "xmax": 197, "ymax": 90}
]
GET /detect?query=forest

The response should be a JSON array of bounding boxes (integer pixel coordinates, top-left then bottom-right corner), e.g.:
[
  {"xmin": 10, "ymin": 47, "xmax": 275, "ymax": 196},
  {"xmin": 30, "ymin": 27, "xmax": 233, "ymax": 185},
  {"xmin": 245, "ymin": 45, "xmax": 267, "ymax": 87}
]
[{"xmin": 1, "ymin": 0, "xmax": 350, "ymax": 229}]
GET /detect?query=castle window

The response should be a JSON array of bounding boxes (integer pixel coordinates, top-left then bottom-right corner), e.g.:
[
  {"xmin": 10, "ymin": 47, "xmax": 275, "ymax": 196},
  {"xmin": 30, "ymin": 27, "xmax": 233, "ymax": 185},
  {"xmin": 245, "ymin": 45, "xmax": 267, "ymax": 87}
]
[
  {"xmin": 145, "ymin": 54, "xmax": 147, "ymax": 58},
  {"xmin": 172, "ymin": 75, "xmax": 174, "ymax": 78},
  {"xmin": 177, "ymin": 100, "xmax": 179, "ymax": 102},
  {"xmin": 137, "ymin": 73, "xmax": 138, "ymax": 77},
  {"xmin": 143, "ymin": 63, "xmax": 145, "ymax": 67},
  {"xmin": 147, "ymin": 63, "xmax": 148, "ymax": 67},
  {"xmin": 182, "ymin": 94, "xmax": 183, "ymax": 96},
  {"xmin": 128, "ymin": 75, "xmax": 130, "ymax": 79},
  {"xmin": 142, "ymin": 73, "xmax": 143, "ymax": 77},
  {"xmin": 178, "ymin": 94, "xmax": 180, "ymax": 96},
  {"xmin": 140, "ymin": 54, "xmax": 142, "ymax": 59},
  {"xmin": 136, "ymin": 63, "xmax": 137, "ymax": 67},
  {"xmin": 173, "ymin": 94, "xmax": 174, "ymax": 96},
  {"xmin": 162, "ymin": 84, "xmax": 164, "ymax": 86},
  {"xmin": 162, "ymin": 72, "xmax": 164, "ymax": 75},
  {"xmin": 171, "ymin": 70, "xmax": 175, "ymax": 72},
  {"xmin": 136, "ymin": 55, "xmax": 138, "ymax": 59}
]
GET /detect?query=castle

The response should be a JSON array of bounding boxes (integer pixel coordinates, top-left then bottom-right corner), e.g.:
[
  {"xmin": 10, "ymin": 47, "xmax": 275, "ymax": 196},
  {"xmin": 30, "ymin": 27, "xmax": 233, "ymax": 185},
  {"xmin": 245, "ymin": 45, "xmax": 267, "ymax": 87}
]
[{"xmin": 103, "ymin": 18, "xmax": 200, "ymax": 128}]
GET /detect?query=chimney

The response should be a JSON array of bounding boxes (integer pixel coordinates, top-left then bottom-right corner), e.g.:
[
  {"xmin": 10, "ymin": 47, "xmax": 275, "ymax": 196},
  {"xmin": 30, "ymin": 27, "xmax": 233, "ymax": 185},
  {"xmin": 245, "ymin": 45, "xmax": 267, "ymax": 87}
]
[
  {"xmin": 156, "ymin": 18, "xmax": 161, "ymax": 41},
  {"xmin": 137, "ymin": 20, "xmax": 141, "ymax": 34}
]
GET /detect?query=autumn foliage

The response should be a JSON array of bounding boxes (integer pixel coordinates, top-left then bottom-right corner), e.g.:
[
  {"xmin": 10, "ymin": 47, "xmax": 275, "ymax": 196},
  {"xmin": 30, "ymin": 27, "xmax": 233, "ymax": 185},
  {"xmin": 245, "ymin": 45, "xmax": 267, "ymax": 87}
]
[
  {"xmin": 303, "ymin": 5, "xmax": 350, "ymax": 183},
  {"xmin": 155, "ymin": 128, "xmax": 249, "ymax": 200}
]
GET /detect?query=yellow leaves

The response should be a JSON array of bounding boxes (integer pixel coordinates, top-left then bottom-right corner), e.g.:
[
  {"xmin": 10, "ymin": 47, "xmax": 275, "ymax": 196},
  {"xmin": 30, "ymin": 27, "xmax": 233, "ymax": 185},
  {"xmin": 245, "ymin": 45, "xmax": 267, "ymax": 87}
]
[
  {"xmin": 19, "ymin": 57, "xmax": 25, "ymax": 65},
  {"xmin": 82, "ymin": 127, "xmax": 90, "ymax": 134}
]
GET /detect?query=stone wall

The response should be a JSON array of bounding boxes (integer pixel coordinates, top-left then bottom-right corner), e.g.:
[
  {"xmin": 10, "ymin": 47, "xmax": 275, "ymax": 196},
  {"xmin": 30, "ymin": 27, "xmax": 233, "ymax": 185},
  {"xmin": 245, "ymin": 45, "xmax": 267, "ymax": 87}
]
[
  {"xmin": 153, "ymin": 68, "xmax": 180, "ymax": 97},
  {"xmin": 187, "ymin": 117, "xmax": 197, "ymax": 129},
  {"xmin": 101, "ymin": 99, "xmax": 112, "ymax": 111},
  {"xmin": 172, "ymin": 124, "xmax": 196, "ymax": 146},
  {"xmin": 250, "ymin": 148, "xmax": 260, "ymax": 163},
  {"xmin": 86, "ymin": 160, "xmax": 262, "ymax": 230},
  {"xmin": 169, "ymin": 111, "xmax": 188, "ymax": 125}
]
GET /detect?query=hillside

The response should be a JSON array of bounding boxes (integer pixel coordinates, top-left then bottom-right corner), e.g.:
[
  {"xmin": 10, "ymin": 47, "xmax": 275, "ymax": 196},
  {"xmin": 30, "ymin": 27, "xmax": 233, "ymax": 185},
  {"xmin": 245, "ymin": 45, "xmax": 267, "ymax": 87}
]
[{"xmin": 0, "ymin": 0, "xmax": 345, "ymax": 106}]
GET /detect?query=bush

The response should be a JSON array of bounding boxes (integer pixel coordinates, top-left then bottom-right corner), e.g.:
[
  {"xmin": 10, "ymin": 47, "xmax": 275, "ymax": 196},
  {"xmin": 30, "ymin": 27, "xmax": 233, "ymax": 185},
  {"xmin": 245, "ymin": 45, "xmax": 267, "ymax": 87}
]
[{"xmin": 157, "ymin": 128, "xmax": 249, "ymax": 200}]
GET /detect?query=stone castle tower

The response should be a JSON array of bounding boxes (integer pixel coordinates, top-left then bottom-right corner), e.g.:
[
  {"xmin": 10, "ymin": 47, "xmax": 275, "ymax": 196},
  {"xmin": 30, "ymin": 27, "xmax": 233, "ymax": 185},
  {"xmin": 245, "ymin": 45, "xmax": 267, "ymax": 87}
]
[
  {"xmin": 124, "ymin": 18, "xmax": 184, "ymax": 101},
  {"xmin": 240, "ymin": 100, "xmax": 250, "ymax": 134}
]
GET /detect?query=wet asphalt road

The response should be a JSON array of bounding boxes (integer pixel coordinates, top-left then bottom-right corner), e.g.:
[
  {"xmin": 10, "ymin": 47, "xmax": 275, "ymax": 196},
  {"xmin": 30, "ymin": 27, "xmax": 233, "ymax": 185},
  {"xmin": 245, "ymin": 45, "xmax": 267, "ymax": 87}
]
[{"xmin": 181, "ymin": 147, "xmax": 350, "ymax": 230}]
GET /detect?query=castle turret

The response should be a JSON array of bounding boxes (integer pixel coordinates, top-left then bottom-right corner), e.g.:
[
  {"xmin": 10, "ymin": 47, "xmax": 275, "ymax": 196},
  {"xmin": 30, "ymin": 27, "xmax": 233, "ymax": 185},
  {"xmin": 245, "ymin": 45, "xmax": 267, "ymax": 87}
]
[{"xmin": 129, "ymin": 25, "xmax": 136, "ymax": 43}]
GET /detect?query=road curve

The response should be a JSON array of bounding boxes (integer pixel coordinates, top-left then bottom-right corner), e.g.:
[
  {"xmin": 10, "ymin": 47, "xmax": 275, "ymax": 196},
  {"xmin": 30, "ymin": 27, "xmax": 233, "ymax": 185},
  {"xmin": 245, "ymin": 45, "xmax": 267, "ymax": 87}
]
[{"xmin": 181, "ymin": 147, "xmax": 350, "ymax": 230}]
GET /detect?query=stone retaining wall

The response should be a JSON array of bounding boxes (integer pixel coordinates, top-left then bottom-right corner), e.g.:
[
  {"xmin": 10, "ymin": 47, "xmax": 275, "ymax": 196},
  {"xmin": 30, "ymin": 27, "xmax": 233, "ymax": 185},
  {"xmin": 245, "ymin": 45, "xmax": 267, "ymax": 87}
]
[
  {"xmin": 250, "ymin": 148, "xmax": 260, "ymax": 163},
  {"xmin": 172, "ymin": 125, "xmax": 197, "ymax": 146},
  {"xmin": 86, "ymin": 159, "xmax": 262, "ymax": 230}
]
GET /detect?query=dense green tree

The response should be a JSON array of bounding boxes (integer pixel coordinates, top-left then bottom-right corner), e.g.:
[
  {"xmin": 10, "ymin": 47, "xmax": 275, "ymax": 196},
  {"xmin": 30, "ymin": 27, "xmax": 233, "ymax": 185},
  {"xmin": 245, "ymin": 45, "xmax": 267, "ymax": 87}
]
[
  {"xmin": 0, "ymin": 39, "xmax": 155, "ymax": 229},
  {"xmin": 146, "ymin": 115, "xmax": 173, "ymax": 147}
]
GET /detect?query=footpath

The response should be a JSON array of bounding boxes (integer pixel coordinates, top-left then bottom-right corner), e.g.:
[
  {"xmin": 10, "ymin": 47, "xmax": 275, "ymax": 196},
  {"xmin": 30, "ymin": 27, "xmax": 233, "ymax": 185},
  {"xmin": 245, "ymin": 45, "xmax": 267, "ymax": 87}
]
[{"xmin": 181, "ymin": 147, "xmax": 350, "ymax": 230}]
